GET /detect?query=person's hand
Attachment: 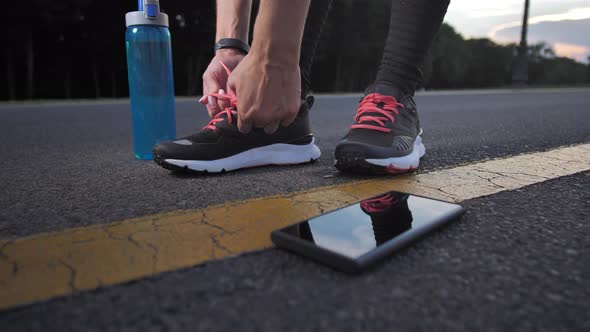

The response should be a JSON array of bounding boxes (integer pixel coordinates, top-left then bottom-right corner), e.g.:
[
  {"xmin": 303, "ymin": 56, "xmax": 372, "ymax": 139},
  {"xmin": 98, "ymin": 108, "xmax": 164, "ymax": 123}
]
[
  {"xmin": 199, "ymin": 49, "xmax": 245, "ymax": 117},
  {"xmin": 227, "ymin": 53, "xmax": 302, "ymax": 134}
]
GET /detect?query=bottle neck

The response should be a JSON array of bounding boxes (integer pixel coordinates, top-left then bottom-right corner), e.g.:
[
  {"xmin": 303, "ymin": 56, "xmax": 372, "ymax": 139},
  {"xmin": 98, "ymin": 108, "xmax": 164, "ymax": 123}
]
[{"xmin": 125, "ymin": 11, "xmax": 169, "ymax": 28}]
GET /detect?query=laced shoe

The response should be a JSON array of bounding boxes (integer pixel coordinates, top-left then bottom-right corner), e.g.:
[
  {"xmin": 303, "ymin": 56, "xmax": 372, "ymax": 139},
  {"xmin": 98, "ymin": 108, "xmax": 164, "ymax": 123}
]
[
  {"xmin": 153, "ymin": 93, "xmax": 320, "ymax": 174},
  {"xmin": 335, "ymin": 93, "xmax": 425, "ymax": 174}
]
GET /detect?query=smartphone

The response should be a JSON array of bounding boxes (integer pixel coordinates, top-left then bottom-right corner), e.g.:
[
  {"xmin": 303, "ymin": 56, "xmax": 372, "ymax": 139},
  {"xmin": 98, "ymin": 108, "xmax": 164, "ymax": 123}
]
[{"xmin": 271, "ymin": 191, "xmax": 464, "ymax": 273}]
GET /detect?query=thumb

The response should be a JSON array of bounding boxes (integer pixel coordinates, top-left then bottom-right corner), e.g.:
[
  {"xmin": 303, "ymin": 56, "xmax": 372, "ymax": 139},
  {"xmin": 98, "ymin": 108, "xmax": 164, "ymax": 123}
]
[
  {"xmin": 226, "ymin": 74, "xmax": 237, "ymax": 97},
  {"xmin": 217, "ymin": 89, "xmax": 229, "ymax": 110},
  {"xmin": 238, "ymin": 117, "xmax": 252, "ymax": 134},
  {"xmin": 203, "ymin": 78, "xmax": 221, "ymax": 117}
]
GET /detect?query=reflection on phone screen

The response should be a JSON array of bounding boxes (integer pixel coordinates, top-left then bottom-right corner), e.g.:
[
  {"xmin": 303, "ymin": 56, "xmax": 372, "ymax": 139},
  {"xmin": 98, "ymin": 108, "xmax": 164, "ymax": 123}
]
[{"xmin": 281, "ymin": 192, "xmax": 459, "ymax": 258}]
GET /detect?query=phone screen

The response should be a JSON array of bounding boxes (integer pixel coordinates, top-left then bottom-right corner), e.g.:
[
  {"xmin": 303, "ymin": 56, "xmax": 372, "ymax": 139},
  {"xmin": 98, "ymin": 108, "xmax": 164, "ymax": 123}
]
[{"xmin": 278, "ymin": 192, "xmax": 461, "ymax": 259}]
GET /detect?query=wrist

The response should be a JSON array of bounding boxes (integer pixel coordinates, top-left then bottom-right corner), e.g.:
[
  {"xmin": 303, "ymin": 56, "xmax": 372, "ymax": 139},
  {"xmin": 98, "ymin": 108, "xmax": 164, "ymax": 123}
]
[
  {"xmin": 215, "ymin": 48, "xmax": 245, "ymax": 57},
  {"xmin": 248, "ymin": 0, "xmax": 308, "ymax": 67},
  {"xmin": 249, "ymin": 40, "xmax": 299, "ymax": 67},
  {"xmin": 214, "ymin": 0, "xmax": 252, "ymax": 43},
  {"xmin": 214, "ymin": 38, "xmax": 250, "ymax": 55}
]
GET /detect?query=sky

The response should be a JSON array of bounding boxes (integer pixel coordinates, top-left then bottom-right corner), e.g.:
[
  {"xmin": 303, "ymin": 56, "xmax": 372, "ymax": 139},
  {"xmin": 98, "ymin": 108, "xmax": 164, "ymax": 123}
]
[{"xmin": 444, "ymin": 0, "xmax": 590, "ymax": 62}]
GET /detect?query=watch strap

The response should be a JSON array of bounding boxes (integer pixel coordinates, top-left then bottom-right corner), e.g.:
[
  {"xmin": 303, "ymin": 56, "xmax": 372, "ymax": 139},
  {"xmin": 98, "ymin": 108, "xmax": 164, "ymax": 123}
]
[{"xmin": 214, "ymin": 38, "xmax": 250, "ymax": 55}]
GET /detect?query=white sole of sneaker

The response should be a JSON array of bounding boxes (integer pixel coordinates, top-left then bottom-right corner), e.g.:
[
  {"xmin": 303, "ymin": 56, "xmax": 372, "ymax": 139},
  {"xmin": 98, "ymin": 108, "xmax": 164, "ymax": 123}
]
[
  {"xmin": 164, "ymin": 138, "xmax": 322, "ymax": 173},
  {"xmin": 364, "ymin": 135, "xmax": 426, "ymax": 172}
]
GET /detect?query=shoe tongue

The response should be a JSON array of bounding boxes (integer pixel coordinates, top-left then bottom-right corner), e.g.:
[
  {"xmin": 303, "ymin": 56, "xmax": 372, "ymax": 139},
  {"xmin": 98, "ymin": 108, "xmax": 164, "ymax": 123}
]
[
  {"xmin": 364, "ymin": 83, "xmax": 404, "ymax": 100},
  {"xmin": 357, "ymin": 98, "xmax": 393, "ymax": 128},
  {"xmin": 198, "ymin": 108, "xmax": 237, "ymax": 134}
]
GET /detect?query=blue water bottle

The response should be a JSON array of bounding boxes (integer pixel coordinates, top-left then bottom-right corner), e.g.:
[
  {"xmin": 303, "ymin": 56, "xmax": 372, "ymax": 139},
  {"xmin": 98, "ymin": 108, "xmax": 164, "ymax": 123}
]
[{"xmin": 125, "ymin": 0, "xmax": 176, "ymax": 160}]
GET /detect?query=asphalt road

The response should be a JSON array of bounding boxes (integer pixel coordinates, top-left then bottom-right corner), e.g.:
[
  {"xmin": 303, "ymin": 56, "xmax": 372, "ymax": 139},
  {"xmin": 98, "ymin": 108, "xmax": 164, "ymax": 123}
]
[
  {"xmin": 2, "ymin": 173, "xmax": 589, "ymax": 331},
  {"xmin": 0, "ymin": 89, "xmax": 589, "ymax": 330},
  {"xmin": 0, "ymin": 90, "xmax": 589, "ymax": 238}
]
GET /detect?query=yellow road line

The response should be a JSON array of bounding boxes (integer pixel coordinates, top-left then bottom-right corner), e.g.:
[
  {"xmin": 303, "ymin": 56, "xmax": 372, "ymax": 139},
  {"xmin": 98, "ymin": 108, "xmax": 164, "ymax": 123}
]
[{"xmin": 1, "ymin": 144, "xmax": 589, "ymax": 310}]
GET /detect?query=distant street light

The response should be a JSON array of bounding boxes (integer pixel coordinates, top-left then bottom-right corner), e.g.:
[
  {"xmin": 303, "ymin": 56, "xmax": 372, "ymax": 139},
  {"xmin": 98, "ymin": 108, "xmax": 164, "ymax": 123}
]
[{"xmin": 512, "ymin": 0, "xmax": 530, "ymax": 86}]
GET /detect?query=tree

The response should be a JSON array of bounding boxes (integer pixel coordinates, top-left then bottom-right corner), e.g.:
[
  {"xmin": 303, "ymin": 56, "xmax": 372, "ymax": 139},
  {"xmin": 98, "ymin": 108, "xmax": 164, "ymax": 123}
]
[{"xmin": 424, "ymin": 23, "xmax": 470, "ymax": 89}]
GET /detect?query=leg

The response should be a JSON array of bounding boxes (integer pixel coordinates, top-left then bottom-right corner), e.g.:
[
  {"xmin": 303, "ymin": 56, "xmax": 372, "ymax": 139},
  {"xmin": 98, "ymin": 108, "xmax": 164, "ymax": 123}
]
[
  {"xmin": 299, "ymin": 0, "xmax": 334, "ymax": 99},
  {"xmin": 335, "ymin": 0, "xmax": 450, "ymax": 174},
  {"xmin": 366, "ymin": 0, "xmax": 450, "ymax": 97}
]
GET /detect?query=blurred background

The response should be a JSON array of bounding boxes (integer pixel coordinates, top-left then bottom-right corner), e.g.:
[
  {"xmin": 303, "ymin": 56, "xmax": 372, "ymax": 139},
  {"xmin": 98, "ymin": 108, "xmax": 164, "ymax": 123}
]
[{"xmin": 2, "ymin": 0, "xmax": 589, "ymax": 101}]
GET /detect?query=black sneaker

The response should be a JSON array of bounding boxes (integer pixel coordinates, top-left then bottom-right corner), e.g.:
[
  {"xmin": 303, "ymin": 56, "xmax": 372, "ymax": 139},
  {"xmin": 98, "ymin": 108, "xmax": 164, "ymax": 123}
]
[
  {"xmin": 153, "ymin": 95, "xmax": 321, "ymax": 173},
  {"xmin": 334, "ymin": 92, "xmax": 425, "ymax": 174}
]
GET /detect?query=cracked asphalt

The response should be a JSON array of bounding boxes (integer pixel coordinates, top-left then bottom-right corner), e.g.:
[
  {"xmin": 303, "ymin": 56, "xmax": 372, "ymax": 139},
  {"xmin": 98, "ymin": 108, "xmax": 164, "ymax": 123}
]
[
  {"xmin": 2, "ymin": 172, "xmax": 589, "ymax": 331},
  {"xmin": 1, "ymin": 89, "xmax": 589, "ymax": 330}
]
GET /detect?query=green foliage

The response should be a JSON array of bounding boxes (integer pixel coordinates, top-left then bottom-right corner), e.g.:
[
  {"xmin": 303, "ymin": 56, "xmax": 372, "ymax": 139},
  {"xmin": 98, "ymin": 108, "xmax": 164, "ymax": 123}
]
[
  {"xmin": 424, "ymin": 24, "xmax": 588, "ymax": 89},
  {"xmin": 423, "ymin": 24, "xmax": 470, "ymax": 89},
  {"xmin": 527, "ymin": 43, "xmax": 588, "ymax": 85}
]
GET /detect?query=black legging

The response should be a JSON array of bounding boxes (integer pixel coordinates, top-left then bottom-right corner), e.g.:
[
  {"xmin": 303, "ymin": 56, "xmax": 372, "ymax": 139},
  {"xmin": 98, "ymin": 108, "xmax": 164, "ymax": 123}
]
[
  {"xmin": 299, "ymin": 0, "xmax": 334, "ymax": 99},
  {"xmin": 299, "ymin": 0, "xmax": 450, "ymax": 98}
]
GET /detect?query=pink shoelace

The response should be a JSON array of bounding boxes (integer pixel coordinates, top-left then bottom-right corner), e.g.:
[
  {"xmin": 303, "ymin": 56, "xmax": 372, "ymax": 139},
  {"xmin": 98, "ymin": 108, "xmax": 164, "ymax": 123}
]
[
  {"xmin": 350, "ymin": 93, "xmax": 404, "ymax": 133},
  {"xmin": 202, "ymin": 93, "xmax": 237, "ymax": 131},
  {"xmin": 202, "ymin": 61, "xmax": 238, "ymax": 131}
]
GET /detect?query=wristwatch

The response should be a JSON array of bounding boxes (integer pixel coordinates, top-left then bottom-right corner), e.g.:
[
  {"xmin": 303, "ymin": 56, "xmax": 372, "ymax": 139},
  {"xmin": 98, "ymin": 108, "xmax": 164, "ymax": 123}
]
[{"xmin": 214, "ymin": 38, "xmax": 250, "ymax": 55}]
